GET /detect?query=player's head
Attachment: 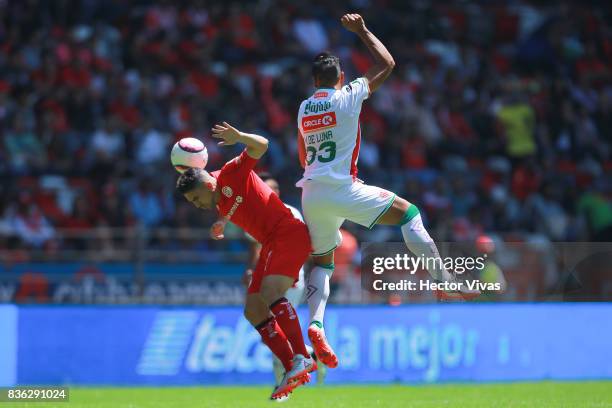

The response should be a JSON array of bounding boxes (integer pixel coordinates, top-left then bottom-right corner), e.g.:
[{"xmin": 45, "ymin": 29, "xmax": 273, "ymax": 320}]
[
  {"xmin": 258, "ymin": 172, "xmax": 280, "ymax": 196},
  {"xmin": 176, "ymin": 168, "xmax": 218, "ymax": 210},
  {"xmin": 312, "ymin": 52, "xmax": 344, "ymax": 89}
]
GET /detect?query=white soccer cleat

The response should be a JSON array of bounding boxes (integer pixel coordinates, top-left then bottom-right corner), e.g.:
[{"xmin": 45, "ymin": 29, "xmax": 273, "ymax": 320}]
[
  {"xmin": 270, "ymin": 354, "xmax": 316, "ymax": 400},
  {"xmin": 287, "ymin": 353, "xmax": 317, "ymax": 384},
  {"xmin": 270, "ymin": 371, "xmax": 311, "ymax": 400}
]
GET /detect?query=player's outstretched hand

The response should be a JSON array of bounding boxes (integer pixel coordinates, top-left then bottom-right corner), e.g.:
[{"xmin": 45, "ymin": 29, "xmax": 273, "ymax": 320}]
[
  {"xmin": 210, "ymin": 219, "xmax": 227, "ymax": 240},
  {"xmin": 341, "ymin": 13, "xmax": 366, "ymax": 34},
  {"xmin": 212, "ymin": 122, "xmax": 241, "ymax": 146}
]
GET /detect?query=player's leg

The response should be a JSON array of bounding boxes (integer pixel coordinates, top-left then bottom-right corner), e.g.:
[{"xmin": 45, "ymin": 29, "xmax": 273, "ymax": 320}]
[
  {"xmin": 243, "ymin": 293, "xmax": 294, "ymax": 373},
  {"xmin": 307, "ymin": 253, "xmax": 339, "ymax": 368},
  {"xmin": 278, "ymin": 269, "xmax": 326, "ymax": 385},
  {"xmin": 339, "ymin": 182, "xmax": 454, "ymax": 283},
  {"xmin": 259, "ymin": 227, "xmax": 318, "ymax": 398},
  {"xmin": 250, "ymin": 253, "xmax": 312, "ymax": 400},
  {"xmin": 301, "ymin": 182, "xmax": 346, "ymax": 368},
  {"xmin": 273, "ymin": 271, "xmax": 304, "ymax": 386},
  {"xmin": 377, "ymin": 196, "xmax": 453, "ymax": 281},
  {"xmin": 376, "ymin": 195, "xmax": 480, "ymax": 298},
  {"xmin": 309, "ymin": 252, "xmax": 334, "ymax": 330},
  {"xmin": 260, "ymin": 274, "xmax": 310, "ymax": 358},
  {"xmin": 261, "ymin": 274, "xmax": 315, "ymax": 398},
  {"xmin": 283, "ymin": 269, "xmax": 305, "ymax": 307}
]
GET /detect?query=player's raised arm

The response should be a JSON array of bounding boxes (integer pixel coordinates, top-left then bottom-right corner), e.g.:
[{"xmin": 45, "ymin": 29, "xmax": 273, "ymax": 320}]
[
  {"xmin": 341, "ymin": 13, "xmax": 395, "ymax": 93},
  {"xmin": 211, "ymin": 122, "xmax": 269, "ymax": 159}
]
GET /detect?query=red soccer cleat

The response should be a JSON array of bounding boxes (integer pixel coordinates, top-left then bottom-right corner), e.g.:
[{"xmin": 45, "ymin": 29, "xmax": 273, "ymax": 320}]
[{"xmin": 308, "ymin": 325, "xmax": 338, "ymax": 368}]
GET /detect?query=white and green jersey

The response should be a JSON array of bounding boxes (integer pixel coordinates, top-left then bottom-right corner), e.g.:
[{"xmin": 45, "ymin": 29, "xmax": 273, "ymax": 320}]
[{"xmin": 296, "ymin": 77, "xmax": 370, "ymax": 187}]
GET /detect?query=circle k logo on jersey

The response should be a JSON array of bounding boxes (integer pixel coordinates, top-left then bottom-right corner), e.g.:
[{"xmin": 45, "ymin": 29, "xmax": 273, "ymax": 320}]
[
  {"xmin": 222, "ymin": 186, "xmax": 233, "ymax": 198},
  {"xmin": 301, "ymin": 112, "xmax": 337, "ymax": 133}
]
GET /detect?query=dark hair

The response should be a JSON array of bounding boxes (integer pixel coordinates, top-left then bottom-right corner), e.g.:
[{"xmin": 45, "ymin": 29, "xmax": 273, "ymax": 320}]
[
  {"xmin": 176, "ymin": 168, "xmax": 204, "ymax": 194},
  {"xmin": 312, "ymin": 52, "xmax": 340, "ymax": 87}
]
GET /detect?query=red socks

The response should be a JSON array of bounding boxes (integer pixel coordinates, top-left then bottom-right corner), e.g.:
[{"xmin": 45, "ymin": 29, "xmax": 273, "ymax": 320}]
[
  {"xmin": 255, "ymin": 317, "xmax": 293, "ymax": 371},
  {"xmin": 254, "ymin": 297, "xmax": 309, "ymax": 371},
  {"xmin": 270, "ymin": 297, "xmax": 309, "ymax": 357}
]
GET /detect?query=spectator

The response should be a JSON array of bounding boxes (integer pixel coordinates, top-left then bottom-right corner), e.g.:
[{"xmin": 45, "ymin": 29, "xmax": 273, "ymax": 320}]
[
  {"xmin": 135, "ymin": 119, "xmax": 169, "ymax": 166},
  {"xmin": 4, "ymin": 115, "xmax": 47, "ymax": 173},
  {"xmin": 12, "ymin": 204, "xmax": 55, "ymax": 249},
  {"xmin": 129, "ymin": 180, "xmax": 163, "ymax": 227},
  {"xmin": 496, "ymin": 90, "xmax": 537, "ymax": 159},
  {"xmin": 91, "ymin": 116, "xmax": 125, "ymax": 159},
  {"xmin": 0, "ymin": 0, "xmax": 607, "ymax": 257},
  {"xmin": 292, "ymin": 13, "xmax": 329, "ymax": 54}
]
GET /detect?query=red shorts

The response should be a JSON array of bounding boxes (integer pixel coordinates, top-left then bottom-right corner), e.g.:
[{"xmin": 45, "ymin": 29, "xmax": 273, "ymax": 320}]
[{"xmin": 247, "ymin": 218, "xmax": 312, "ymax": 295}]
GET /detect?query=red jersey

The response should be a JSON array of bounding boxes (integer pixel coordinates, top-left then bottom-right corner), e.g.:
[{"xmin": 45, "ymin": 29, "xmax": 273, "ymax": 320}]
[{"xmin": 212, "ymin": 149, "xmax": 295, "ymax": 243}]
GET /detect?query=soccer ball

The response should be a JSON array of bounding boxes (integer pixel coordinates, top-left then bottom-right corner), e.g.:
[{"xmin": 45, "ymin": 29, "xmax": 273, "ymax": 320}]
[{"xmin": 171, "ymin": 138, "xmax": 208, "ymax": 173}]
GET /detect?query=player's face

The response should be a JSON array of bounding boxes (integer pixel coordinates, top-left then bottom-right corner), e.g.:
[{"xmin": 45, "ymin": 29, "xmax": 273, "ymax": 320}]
[
  {"xmin": 184, "ymin": 184, "xmax": 215, "ymax": 210},
  {"xmin": 265, "ymin": 179, "xmax": 280, "ymax": 196}
]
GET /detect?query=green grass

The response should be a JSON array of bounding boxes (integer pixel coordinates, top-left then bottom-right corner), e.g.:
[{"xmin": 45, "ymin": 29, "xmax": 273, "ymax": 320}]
[{"xmin": 12, "ymin": 382, "xmax": 612, "ymax": 408}]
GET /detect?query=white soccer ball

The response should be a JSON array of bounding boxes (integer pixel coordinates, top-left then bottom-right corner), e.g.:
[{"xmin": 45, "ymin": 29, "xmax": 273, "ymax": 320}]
[{"xmin": 171, "ymin": 138, "xmax": 208, "ymax": 173}]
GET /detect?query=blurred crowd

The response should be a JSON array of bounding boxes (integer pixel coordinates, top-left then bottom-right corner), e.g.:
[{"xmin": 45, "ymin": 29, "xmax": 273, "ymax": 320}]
[{"xmin": 0, "ymin": 0, "xmax": 611, "ymax": 260}]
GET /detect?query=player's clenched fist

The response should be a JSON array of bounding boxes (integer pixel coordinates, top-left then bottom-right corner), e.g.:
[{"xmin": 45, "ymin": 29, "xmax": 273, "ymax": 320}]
[
  {"xmin": 210, "ymin": 219, "xmax": 227, "ymax": 240},
  {"xmin": 341, "ymin": 13, "xmax": 366, "ymax": 33}
]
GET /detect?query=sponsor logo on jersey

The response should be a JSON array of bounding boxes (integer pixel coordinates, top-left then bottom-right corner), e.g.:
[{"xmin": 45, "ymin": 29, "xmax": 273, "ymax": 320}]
[
  {"xmin": 226, "ymin": 195, "xmax": 243, "ymax": 219},
  {"xmin": 314, "ymin": 91, "xmax": 328, "ymax": 99},
  {"xmin": 222, "ymin": 186, "xmax": 233, "ymax": 198},
  {"xmin": 304, "ymin": 100, "xmax": 331, "ymax": 115},
  {"xmin": 301, "ymin": 112, "xmax": 337, "ymax": 133}
]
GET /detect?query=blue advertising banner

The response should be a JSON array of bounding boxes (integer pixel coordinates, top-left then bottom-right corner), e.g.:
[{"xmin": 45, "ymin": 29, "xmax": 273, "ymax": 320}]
[
  {"xmin": 16, "ymin": 304, "xmax": 612, "ymax": 385},
  {"xmin": 0, "ymin": 305, "xmax": 17, "ymax": 386},
  {"xmin": 0, "ymin": 263, "xmax": 245, "ymax": 304}
]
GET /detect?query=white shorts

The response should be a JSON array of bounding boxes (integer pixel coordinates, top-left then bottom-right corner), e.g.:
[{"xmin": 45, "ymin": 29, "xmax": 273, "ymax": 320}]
[{"xmin": 301, "ymin": 180, "xmax": 396, "ymax": 256}]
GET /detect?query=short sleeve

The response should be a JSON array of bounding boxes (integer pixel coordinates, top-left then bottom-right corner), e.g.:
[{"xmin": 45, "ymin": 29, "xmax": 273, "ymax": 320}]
[
  {"xmin": 220, "ymin": 149, "xmax": 258, "ymax": 177},
  {"xmin": 339, "ymin": 77, "xmax": 370, "ymax": 112},
  {"xmin": 286, "ymin": 204, "xmax": 304, "ymax": 222}
]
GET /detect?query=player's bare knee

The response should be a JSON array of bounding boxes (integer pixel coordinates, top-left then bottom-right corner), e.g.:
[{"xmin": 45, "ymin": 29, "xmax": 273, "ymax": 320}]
[
  {"xmin": 313, "ymin": 252, "xmax": 334, "ymax": 266},
  {"xmin": 378, "ymin": 197, "xmax": 413, "ymax": 225},
  {"xmin": 392, "ymin": 196, "xmax": 411, "ymax": 212},
  {"xmin": 244, "ymin": 295, "xmax": 268, "ymax": 325},
  {"xmin": 260, "ymin": 275, "xmax": 294, "ymax": 304},
  {"xmin": 243, "ymin": 306, "xmax": 259, "ymax": 325},
  {"xmin": 259, "ymin": 283, "xmax": 284, "ymax": 305}
]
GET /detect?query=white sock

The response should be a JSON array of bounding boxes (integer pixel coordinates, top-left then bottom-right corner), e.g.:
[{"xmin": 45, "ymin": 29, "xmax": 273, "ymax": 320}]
[
  {"xmin": 307, "ymin": 266, "xmax": 332, "ymax": 327},
  {"xmin": 401, "ymin": 214, "xmax": 453, "ymax": 282}
]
